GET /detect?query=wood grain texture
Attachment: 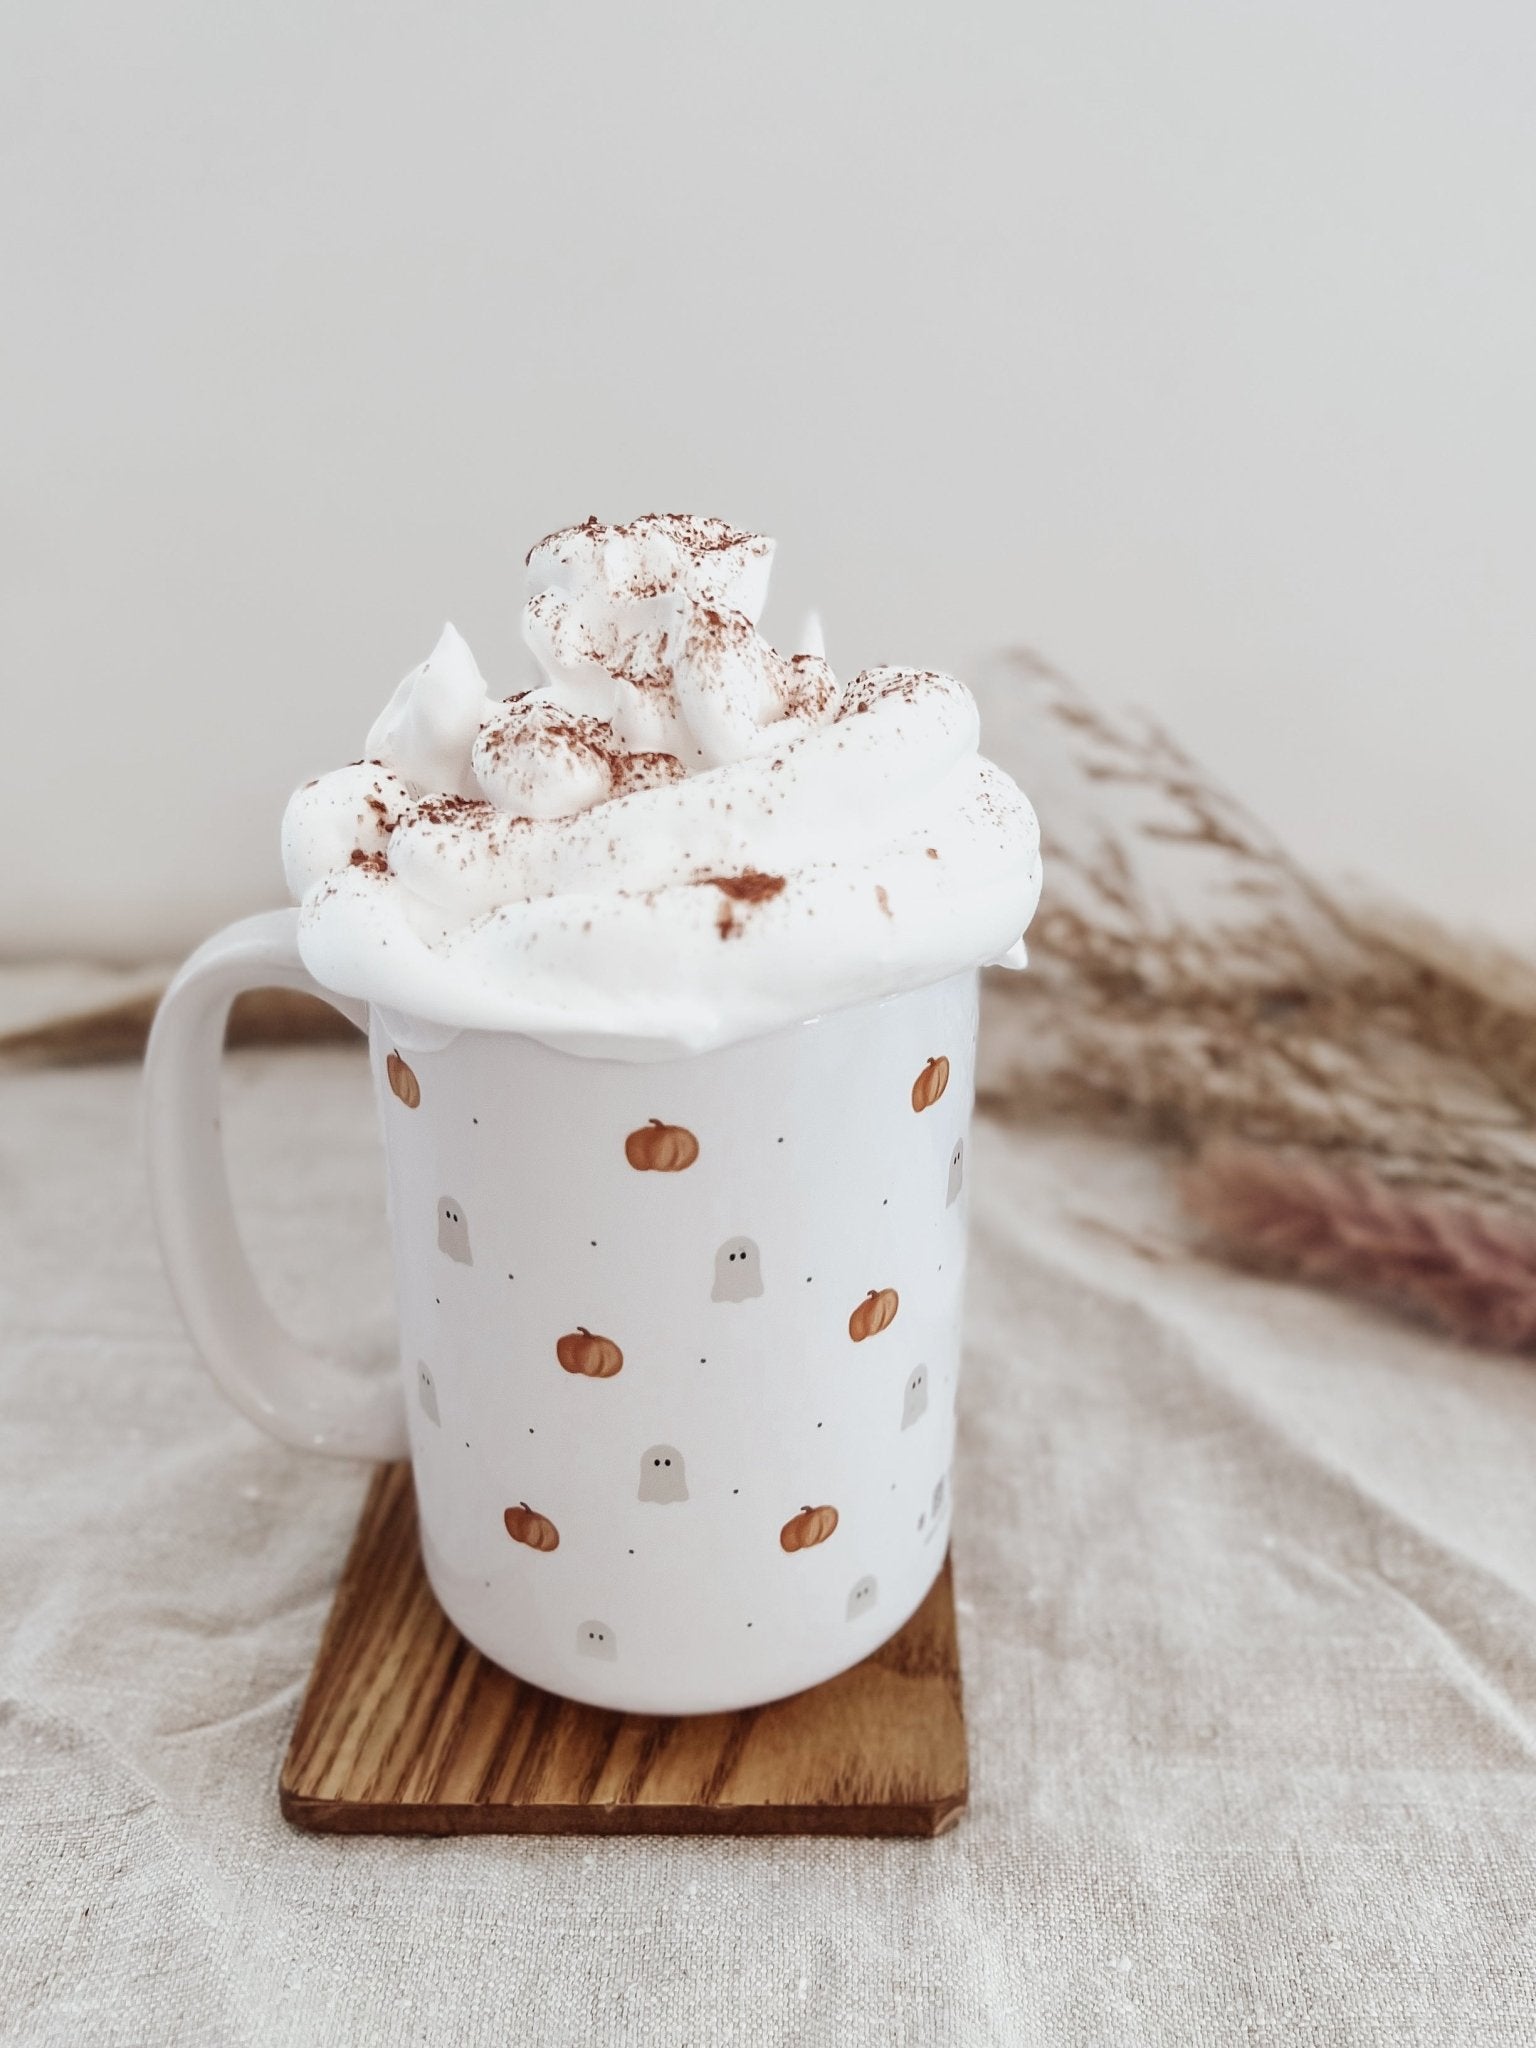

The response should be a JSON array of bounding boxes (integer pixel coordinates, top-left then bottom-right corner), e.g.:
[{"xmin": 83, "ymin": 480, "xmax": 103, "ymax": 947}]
[{"xmin": 280, "ymin": 1464, "xmax": 968, "ymax": 1838}]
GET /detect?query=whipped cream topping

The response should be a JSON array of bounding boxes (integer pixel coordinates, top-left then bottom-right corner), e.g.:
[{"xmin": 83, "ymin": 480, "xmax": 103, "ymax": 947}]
[{"xmin": 284, "ymin": 514, "xmax": 1042, "ymax": 1058}]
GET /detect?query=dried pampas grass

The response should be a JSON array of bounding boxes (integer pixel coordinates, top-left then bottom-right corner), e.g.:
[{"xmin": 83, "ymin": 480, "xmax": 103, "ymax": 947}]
[
  {"xmin": 974, "ymin": 651, "xmax": 1536, "ymax": 1351},
  {"xmin": 1183, "ymin": 1143, "xmax": 1536, "ymax": 1354}
]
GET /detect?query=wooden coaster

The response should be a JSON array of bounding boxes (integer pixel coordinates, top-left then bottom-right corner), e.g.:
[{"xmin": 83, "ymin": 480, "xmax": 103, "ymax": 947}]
[{"xmin": 281, "ymin": 1463, "xmax": 968, "ymax": 1838}]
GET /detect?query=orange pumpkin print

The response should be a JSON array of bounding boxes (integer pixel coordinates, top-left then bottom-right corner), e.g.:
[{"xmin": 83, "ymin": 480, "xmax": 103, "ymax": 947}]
[
  {"xmin": 848, "ymin": 1288, "xmax": 899, "ymax": 1341},
  {"xmin": 556, "ymin": 1327, "xmax": 624, "ymax": 1379},
  {"xmin": 386, "ymin": 1051, "xmax": 421, "ymax": 1108},
  {"xmin": 502, "ymin": 1501, "xmax": 560, "ymax": 1551},
  {"xmin": 624, "ymin": 1119, "xmax": 700, "ymax": 1172},
  {"xmin": 780, "ymin": 1504, "xmax": 840, "ymax": 1553},
  {"xmin": 911, "ymin": 1055, "xmax": 949, "ymax": 1112}
]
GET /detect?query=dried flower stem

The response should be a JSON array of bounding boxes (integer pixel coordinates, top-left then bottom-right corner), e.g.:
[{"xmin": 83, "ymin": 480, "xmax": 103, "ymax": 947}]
[{"xmin": 974, "ymin": 650, "xmax": 1536, "ymax": 1350}]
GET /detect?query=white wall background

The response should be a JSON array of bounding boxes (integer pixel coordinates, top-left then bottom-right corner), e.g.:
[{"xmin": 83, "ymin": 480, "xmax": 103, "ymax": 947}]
[{"xmin": 4, "ymin": 0, "xmax": 1534, "ymax": 958}]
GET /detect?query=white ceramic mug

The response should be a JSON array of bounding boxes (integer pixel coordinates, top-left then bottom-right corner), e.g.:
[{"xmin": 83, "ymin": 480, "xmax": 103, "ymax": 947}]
[{"xmin": 145, "ymin": 909, "xmax": 976, "ymax": 1713}]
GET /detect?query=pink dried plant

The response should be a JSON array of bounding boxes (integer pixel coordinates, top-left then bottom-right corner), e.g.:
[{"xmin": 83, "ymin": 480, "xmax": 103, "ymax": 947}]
[{"xmin": 1182, "ymin": 1141, "xmax": 1536, "ymax": 1354}]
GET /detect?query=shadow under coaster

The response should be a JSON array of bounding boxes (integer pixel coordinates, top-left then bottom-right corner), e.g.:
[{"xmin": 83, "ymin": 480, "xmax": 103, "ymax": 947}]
[{"xmin": 280, "ymin": 1463, "xmax": 969, "ymax": 1838}]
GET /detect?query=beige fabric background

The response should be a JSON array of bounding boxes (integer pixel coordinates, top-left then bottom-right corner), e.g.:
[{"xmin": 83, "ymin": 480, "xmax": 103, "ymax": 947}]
[{"xmin": 5, "ymin": 1018, "xmax": 1536, "ymax": 2045}]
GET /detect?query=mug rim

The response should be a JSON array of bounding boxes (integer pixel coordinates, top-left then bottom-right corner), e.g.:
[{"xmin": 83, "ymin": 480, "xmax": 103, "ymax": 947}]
[{"xmin": 367, "ymin": 964, "xmax": 981, "ymax": 1070}]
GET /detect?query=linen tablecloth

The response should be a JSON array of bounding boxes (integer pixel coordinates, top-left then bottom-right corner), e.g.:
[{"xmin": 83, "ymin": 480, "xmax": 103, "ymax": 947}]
[{"xmin": 5, "ymin": 1028, "xmax": 1535, "ymax": 2045}]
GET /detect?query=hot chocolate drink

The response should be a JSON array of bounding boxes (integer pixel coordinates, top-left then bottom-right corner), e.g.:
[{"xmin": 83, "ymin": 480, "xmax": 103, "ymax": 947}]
[{"xmin": 282, "ymin": 514, "xmax": 1041, "ymax": 1055}]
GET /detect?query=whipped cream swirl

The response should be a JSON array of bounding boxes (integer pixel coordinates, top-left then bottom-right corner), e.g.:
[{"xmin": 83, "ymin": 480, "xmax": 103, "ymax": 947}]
[{"xmin": 283, "ymin": 515, "xmax": 1042, "ymax": 1058}]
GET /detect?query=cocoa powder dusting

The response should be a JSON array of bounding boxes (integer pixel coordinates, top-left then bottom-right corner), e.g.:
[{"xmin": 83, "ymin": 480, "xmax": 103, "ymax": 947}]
[
  {"xmin": 349, "ymin": 848, "xmax": 388, "ymax": 876},
  {"xmin": 525, "ymin": 511, "xmax": 759, "ymax": 569},
  {"xmin": 609, "ymin": 750, "xmax": 686, "ymax": 798},
  {"xmin": 690, "ymin": 868, "xmax": 787, "ymax": 942},
  {"xmin": 413, "ymin": 794, "xmax": 496, "ymax": 828},
  {"xmin": 697, "ymin": 604, "xmax": 750, "ymax": 638},
  {"xmin": 698, "ymin": 871, "xmax": 786, "ymax": 904}
]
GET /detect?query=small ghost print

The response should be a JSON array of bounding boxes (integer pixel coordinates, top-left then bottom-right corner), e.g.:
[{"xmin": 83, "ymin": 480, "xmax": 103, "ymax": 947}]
[
  {"xmin": 576, "ymin": 1620, "xmax": 617, "ymax": 1661},
  {"xmin": 846, "ymin": 1574, "xmax": 879, "ymax": 1621},
  {"xmin": 711, "ymin": 1237, "xmax": 764, "ymax": 1302},
  {"xmin": 946, "ymin": 1139, "xmax": 965, "ymax": 1207},
  {"xmin": 901, "ymin": 1365, "xmax": 929, "ymax": 1430},
  {"xmin": 416, "ymin": 1362, "xmax": 440, "ymax": 1426},
  {"xmin": 932, "ymin": 1472, "xmax": 947, "ymax": 1518},
  {"xmin": 638, "ymin": 1444, "xmax": 688, "ymax": 1503},
  {"xmin": 437, "ymin": 1197, "xmax": 472, "ymax": 1264}
]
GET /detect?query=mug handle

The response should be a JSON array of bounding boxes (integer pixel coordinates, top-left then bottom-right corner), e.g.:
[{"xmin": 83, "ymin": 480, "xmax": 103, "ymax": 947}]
[{"xmin": 144, "ymin": 907, "xmax": 409, "ymax": 1460}]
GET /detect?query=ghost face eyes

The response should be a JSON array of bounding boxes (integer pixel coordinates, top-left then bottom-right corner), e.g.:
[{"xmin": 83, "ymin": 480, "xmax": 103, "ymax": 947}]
[
  {"xmin": 901, "ymin": 1366, "xmax": 930, "ymax": 1429},
  {"xmin": 436, "ymin": 1199, "xmax": 472, "ymax": 1262},
  {"xmin": 711, "ymin": 1238, "xmax": 764, "ymax": 1302},
  {"xmin": 638, "ymin": 1445, "xmax": 688, "ymax": 1501}
]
